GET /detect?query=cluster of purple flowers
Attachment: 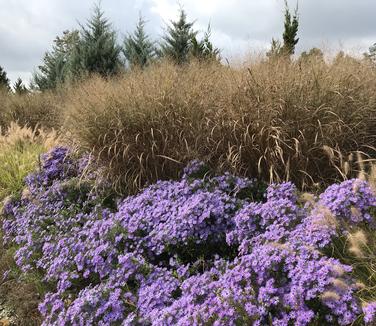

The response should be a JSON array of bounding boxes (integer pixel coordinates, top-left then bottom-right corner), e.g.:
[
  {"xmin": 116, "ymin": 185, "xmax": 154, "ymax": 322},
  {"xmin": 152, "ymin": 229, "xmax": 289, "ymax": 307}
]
[{"xmin": 2, "ymin": 147, "xmax": 376, "ymax": 325}]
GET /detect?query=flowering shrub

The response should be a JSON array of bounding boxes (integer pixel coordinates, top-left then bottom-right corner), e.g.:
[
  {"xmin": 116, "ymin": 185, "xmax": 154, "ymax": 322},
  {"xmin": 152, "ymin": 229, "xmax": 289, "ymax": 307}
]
[{"xmin": 2, "ymin": 147, "xmax": 376, "ymax": 325}]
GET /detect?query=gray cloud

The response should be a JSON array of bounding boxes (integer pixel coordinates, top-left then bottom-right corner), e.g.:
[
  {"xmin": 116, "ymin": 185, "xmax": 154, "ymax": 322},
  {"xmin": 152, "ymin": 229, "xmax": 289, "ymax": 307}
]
[
  {"xmin": 299, "ymin": 0, "xmax": 376, "ymax": 39},
  {"xmin": 1, "ymin": 0, "xmax": 376, "ymax": 85}
]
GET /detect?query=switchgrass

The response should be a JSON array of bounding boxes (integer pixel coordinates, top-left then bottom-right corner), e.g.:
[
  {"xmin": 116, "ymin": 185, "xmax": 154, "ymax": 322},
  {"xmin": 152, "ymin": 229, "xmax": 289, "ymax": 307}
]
[
  {"xmin": 64, "ymin": 56, "xmax": 376, "ymax": 194},
  {"xmin": 0, "ymin": 90, "xmax": 64, "ymax": 130}
]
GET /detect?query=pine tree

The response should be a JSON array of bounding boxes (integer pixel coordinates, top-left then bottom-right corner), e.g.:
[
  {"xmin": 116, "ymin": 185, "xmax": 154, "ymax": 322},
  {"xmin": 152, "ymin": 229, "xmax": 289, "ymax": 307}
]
[
  {"xmin": 123, "ymin": 16, "xmax": 156, "ymax": 69},
  {"xmin": 266, "ymin": 38, "xmax": 282, "ymax": 58},
  {"xmin": 32, "ymin": 30, "xmax": 79, "ymax": 90},
  {"xmin": 0, "ymin": 66, "xmax": 10, "ymax": 91},
  {"xmin": 267, "ymin": 1, "xmax": 299, "ymax": 58},
  {"xmin": 160, "ymin": 9, "xmax": 197, "ymax": 65},
  {"xmin": 190, "ymin": 25, "xmax": 220, "ymax": 62},
  {"xmin": 281, "ymin": 1, "xmax": 299, "ymax": 55},
  {"xmin": 70, "ymin": 5, "xmax": 122, "ymax": 78},
  {"xmin": 13, "ymin": 77, "xmax": 28, "ymax": 95}
]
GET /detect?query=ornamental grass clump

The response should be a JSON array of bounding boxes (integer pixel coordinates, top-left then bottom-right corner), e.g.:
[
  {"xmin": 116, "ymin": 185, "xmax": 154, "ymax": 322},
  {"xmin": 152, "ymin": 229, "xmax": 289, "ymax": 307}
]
[
  {"xmin": 64, "ymin": 56, "xmax": 376, "ymax": 194},
  {"xmin": 3, "ymin": 147, "xmax": 376, "ymax": 325},
  {"xmin": 0, "ymin": 90, "xmax": 64, "ymax": 130}
]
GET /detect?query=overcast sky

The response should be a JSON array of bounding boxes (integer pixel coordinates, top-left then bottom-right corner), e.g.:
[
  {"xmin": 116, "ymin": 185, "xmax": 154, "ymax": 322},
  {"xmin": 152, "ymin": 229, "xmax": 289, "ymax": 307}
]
[{"xmin": 1, "ymin": 0, "xmax": 375, "ymax": 86}]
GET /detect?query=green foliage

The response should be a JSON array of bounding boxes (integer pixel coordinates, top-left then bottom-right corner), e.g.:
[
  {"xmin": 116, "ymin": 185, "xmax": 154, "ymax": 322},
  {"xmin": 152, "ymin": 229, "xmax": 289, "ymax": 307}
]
[
  {"xmin": 266, "ymin": 38, "xmax": 282, "ymax": 58},
  {"xmin": 0, "ymin": 125, "xmax": 56, "ymax": 202},
  {"xmin": 267, "ymin": 1, "xmax": 299, "ymax": 58},
  {"xmin": 160, "ymin": 10, "xmax": 219, "ymax": 65},
  {"xmin": 33, "ymin": 5, "xmax": 122, "ymax": 88},
  {"xmin": 0, "ymin": 143, "xmax": 44, "ymax": 202},
  {"xmin": 190, "ymin": 25, "xmax": 221, "ymax": 62},
  {"xmin": 0, "ymin": 65, "xmax": 10, "ymax": 92},
  {"xmin": 13, "ymin": 78, "xmax": 28, "ymax": 95},
  {"xmin": 160, "ymin": 9, "xmax": 198, "ymax": 64},
  {"xmin": 32, "ymin": 30, "xmax": 79, "ymax": 90},
  {"xmin": 70, "ymin": 5, "xmax": 122, "ymax": 78},
  {"xmin": 123, "ymin": 16, "xmax": 156, "ymax": 69},
  {"xmin": 282, "ymin": 1, "xmax": 299, "ymax": 55},
  {"xmin": 31, "ymin": 5, "xmax": 221, "ymax": 85}
]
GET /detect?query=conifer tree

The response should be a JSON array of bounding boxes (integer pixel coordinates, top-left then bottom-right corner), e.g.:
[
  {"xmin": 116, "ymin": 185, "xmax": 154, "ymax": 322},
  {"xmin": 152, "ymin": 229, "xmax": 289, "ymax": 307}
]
[
  {"xmin": 0, "ymin": 66, "xmax": 10, "ymax": 91},
  {"xmin": 123, "ymin": 16, "xmax": 156, "ymax": 69},
  {"xmin": 160, "ymin": 9, "xmax": 197, "ymax": 64},
  {"xmin": 281, "ymin": 1, "xmax": 299, "ymax": 55},
  {"xmin": 32, "ymin": 30, "xmax": 79, "ymax": 90},
  {"xmin": 266, "ymin": 38, "xmax": 282, "ymax": 58},
  {"xmin": 191, "ymin": 25, "xmax": 220, "ymax": 62},
  {"xmin": 13, "ymin": 77, "xmax": 28, "ymax": 95},
  {"xmin": 267, "ymin": 1, "xmax": 299, "ymax": 58},
  {"xmin": 70, "ymin": 5, "xmax": 122, "ymax": 78}
]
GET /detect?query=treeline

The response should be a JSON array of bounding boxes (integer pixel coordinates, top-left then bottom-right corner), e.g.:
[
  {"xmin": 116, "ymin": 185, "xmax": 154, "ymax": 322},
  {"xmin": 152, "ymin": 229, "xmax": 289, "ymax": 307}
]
[
  {"xmin": 1, "ymin": 2, "xmax": 301, "ymax": 93},
  {"xmin": 33, "ymin": 2, "xmax": 302, "ymax": 92},
  {"xmin": 31, "ymin": 6, "xmax": 221, "ymax": 91},
  {"xmin": 0, "ymin": 67, "xmax": 28, "ymax": 94},
  {"xmin": 0, "ymin": 7, "xmax": 218, "ymax": 93}
]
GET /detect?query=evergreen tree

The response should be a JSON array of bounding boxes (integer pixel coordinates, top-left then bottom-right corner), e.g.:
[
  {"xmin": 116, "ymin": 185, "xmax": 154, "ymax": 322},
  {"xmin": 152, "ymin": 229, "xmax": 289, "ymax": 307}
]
[
  {"xmin": 123, "ymin": 16, "xmax": 156, "ymax": 69},
  {"xmin": 0, "ymin": 66, "xmax": 10, "ymax": 91},
  {"xmin": 160, "ymin": 9, "xmax": 197, "ymax": 64},
  {"xmin": 70, "ymin": 5, "xmax": 122, "ymax": 78},
  {"xmin": 13, "ymin": 77, "xmax": 28, "ymax": 95},
  {"xmin": 32, "ymin": 30, "xmax": 79, "ymax": 90},
  {"xmin": 281, "ymin": 1, "xmax": 299, "ymax": 55},
  {"xmin": 190, "ymin": 25, "xmax": 220, "ymax": 62},
  {"xmin": 267, "ymin": 1, "xmax": 299, "ymax": 58},
  {"xmin": 266, "ymin": 38, "xmax": 282, "ymax": 58}
]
